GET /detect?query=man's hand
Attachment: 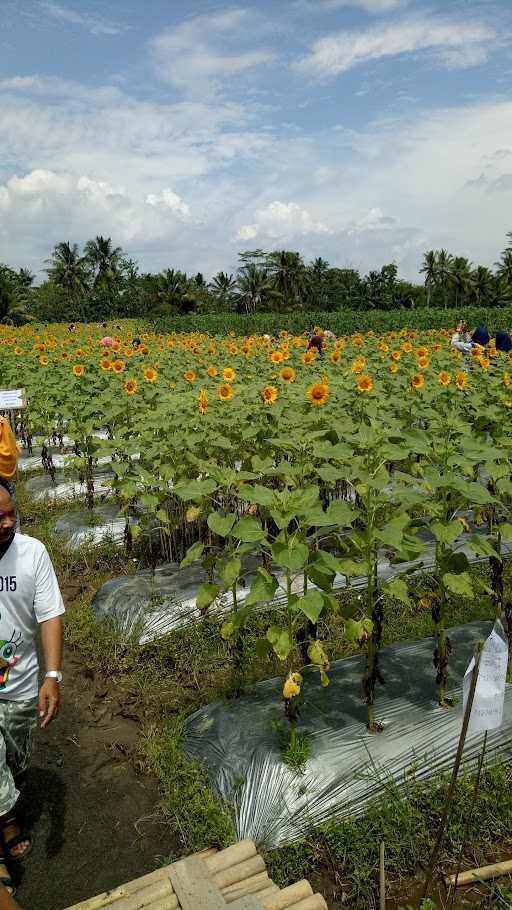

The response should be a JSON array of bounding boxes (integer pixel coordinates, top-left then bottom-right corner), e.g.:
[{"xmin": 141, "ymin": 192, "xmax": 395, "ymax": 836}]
[{"xmin": 38, "ymin": 677, "xmax": 60, "ymax": 728}]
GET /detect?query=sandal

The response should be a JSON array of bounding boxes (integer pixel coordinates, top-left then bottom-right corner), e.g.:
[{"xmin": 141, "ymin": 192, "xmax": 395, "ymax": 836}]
[
  {"xmin": 2, "ymin": 817, "xmax": 32, "ymax": 864},
  {"xmin": 0, "ymin": 856, "xmax": 15, "ymax": 897}
]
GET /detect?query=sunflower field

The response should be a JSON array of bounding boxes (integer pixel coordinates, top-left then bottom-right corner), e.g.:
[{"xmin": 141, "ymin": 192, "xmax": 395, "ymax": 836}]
[{"xmin": 2, "ymin": 322, "xmax": 512, "ymax": 738}]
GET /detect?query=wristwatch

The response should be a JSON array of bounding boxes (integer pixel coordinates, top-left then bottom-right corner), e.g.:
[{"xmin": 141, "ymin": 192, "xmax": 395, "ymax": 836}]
[{"xmin": 45, "ymin": 671, "xmax": 63, "ymax": 683}]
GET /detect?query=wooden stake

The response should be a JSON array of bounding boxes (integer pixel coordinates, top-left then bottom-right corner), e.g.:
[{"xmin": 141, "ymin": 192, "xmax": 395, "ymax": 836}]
[
  {"xmin": 379, "ymin": 841, "xmax": 386, "ymax": 910},
  {"xmin": 446, "ymin": 859, "xmax": 512, "ymax": 888}
]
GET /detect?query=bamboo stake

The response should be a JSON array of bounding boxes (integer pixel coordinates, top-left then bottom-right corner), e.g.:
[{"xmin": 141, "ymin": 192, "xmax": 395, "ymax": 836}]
[
  {"xmin": 222, "ymin": 872, "xmax": 272, "ymax": 895},
  {"xmin": 447, "ymin": 730, "xmax": 488, "ymax": 909},
  {"xmin": 224, "ymin": 884, "xmax": 279, "ymax": 905},
  {"xmin": 446, "ymin": 859, "xmax": 512, "ymax": 888},
  {"xmin": 379, "ymin": 841, "xmax": 385, "ymax": 910},
  {"xmin": 281, "ymin": 896, "xmax": 327, "ymax": 910},
  {"xmin": 106, "ymin": 881, "xmax": 172, "ymax": 910},
  {"xmin": 421, "ymin": 641, "xmax": 483, "ymax": 902}
]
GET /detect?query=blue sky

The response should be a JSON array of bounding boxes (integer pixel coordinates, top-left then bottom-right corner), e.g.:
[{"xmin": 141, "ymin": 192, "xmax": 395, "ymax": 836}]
[{"xmin": 1, "ymin": 0, "xmax": 511, "ymax": 281}]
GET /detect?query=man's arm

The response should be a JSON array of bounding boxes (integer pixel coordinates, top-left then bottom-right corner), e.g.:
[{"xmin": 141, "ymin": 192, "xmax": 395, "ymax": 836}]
[{"xmin": 39, "ymin": 616, "xmax": 63, "ymax": 729}]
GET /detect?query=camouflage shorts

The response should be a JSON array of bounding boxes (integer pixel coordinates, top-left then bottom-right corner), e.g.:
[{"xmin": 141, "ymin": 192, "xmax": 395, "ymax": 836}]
[{"xmin": 0, "ymin": 698, "xmax": 38, "ymax": 816}]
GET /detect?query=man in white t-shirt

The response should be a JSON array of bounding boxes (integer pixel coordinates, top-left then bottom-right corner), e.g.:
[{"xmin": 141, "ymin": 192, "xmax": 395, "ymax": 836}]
[{"xmin": 0, "ymin": 481, "xmax": 64, "ymax": 894}]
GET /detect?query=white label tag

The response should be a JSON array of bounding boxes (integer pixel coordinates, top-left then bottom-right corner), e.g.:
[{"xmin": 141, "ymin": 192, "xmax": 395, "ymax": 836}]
[
  {"xmin": 0, "ymin": 389, "xmax": 25, "ymax": 409},
  {"xmin": 463, "ymin": 624, "xmax": 508, "ymax": 735}
]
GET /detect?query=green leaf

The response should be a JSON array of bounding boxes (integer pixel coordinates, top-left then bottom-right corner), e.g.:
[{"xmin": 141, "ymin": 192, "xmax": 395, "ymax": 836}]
[
  {"xmin": 220, "ymin": 620, "xmax": 234, "ymax": 640},
  {"xmin": 245, "ymin": 569, "xmax": 279, "ymax": 607},
  {"xmin": 286, "ymin": 487, "xmax": 320, "ymax": 515},
  {"xmin": 319, "ymin": 668, "xmax": 330, "ymax": 688},
  {"xmin": 345, "ymin": 619, "xmax": 364, "ymax": 643},
  {"xmin": 140, "ymin": 493, "xmax": 159, "ymax": 510},
  {"xmin": 271, "ymin": 539, "xmax": 309, "ymax": 571},
  {"xmin": 308, "ymin": 640, "xmax": 329, "ymax": 669},
  {"xmin": 383, "ymin": 577, "xmax": 410, "ymax": 605},
  {"xmin": 499, "ymin": 523, "xmax": 512, "ymax": 542},
  {"xmin": 266, "ymin": 626, "xmax": 292, "ymax": 660},
  {"xmin": 231, "ymin": 516, "xmax": 266, "ymax": 543},
  {"xmin": 317, "ymin": 465, "xmax": 346, "ymax": 483},
  {"xmin": 219, "ymin": 556, "xmax": 241, "ymax": 589},
  {"xmin": 338, "ymin": 558, "xmax": 367, "ymax": 579},
  {"xmin": 431, "ymin": 520, "xmax": 462, "ymax": 546},
  {"xmin": 466, "ymin": 536, "xmax": 500, "ymax": 559},
  {"xmin": 323, "ymin": 500, "xmax": 357, "ymax": 526},
  {"xmin": 442, "ymin": 572, "xmax": 474, "ymax": 599},
  {"xmin": 196, "ymin": 583, "xmax": 220, "ymax": 611},
  {"xmin": 239, "ymin": 484, "xmax": 275, "ymax": 507},
  {"xmin": 376, "ymin": 514, "xmax": 410, "ymax": 549},
  {"xmin": 254, "ymin": 638, "xmax": 271, "ymax": 659},
  {"xmin": 297, "ymin": 590, "xmax": 324, "ymax": 624},
  {"xmin": 180, "ymin": 541, "xmax": 204, "ymax": 568},
  {"xmin": 207, "ymin": 511, "xmax": 236, "ymax": 538},
  {"xmin": 174, "ymin": 478, "xmax": 218, "ymax": 501}
]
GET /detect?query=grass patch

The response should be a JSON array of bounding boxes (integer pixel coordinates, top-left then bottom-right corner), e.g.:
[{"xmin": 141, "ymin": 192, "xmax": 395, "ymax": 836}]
[{"xmin": 265, "ymin": 763, "xmax": 512, "ymax": 908}]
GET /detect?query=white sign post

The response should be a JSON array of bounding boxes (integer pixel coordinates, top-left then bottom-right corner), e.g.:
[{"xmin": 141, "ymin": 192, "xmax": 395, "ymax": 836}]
[
  {"xmin": 463, "ymin": 623, "xmax": 508, "ymax": 735},
  {"xmin": 0, "ymin": 389, "xmax": 26, "ymax": 411}
]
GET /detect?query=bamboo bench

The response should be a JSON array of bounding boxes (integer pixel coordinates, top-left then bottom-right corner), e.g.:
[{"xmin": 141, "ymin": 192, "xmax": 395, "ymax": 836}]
[{"xmin": 63, "ymin": 840, "xmax": 327, "ymax": 910}]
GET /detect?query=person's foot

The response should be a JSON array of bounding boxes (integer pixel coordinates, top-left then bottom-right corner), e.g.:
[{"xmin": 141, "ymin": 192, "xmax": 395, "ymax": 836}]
[
  {"xmin": 0, "ymin": 860, "xmax": 15, "ymax": 896},
  {"xmin": 2, "ymin": 821, "xmax": 31, "ymax": 863}
]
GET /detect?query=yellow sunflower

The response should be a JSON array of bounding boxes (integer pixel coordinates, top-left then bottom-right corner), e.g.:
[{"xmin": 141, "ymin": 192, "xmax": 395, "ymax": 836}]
[
  {"xmin": 207, "ymin": 366, "xmax": 218, "ymax": 378},
  {"xmin": 261, "ymin": 386, "xmax": 278, "ymax": 405},
  {"xmin": 218, "ymin": 383, "xmax": 233, "ymax": 401},
  {"xmin": 184, "ymin": 370, "xmax": 196, "ymax": 382},
  {"xmin": 330, "ymin": 350, "xmax": 342, "ymax": 364},
  {"xmin": 279, "ymin": 366, "xmax": 296, "ymax": 383},
  {"xmin": 223, "ymin": 367, "xmax": 236, "ymax": 381},
  {"xmin": 100, "ymin": 358, "xmax": 111, "ymax": 371},
  {"xmin": 438, "ymin": 371, "xmax": 451, "ymax": 386},
  {"xmin": 307, "ymin": 383, "xmax": 329, "ymax": 406},
  {"xmin": 357, "ymin": 375, "xmax": 373, "ymax": 393},
  {"xmin": 411, "ymin": 373, "xmax": 425, "ymax": 390},
  {"xmin": 302, "ymin": 351, "xmax": 315, "ymax": 365},
  {"xmin": 124, "ymin": 378, "xmax": 138, "ymax": 395},
  {"xmin": 144, "ymin": 367, "xmax": 158, "ymax": 383},
  {"xmin": 72, "ymin": 364, "xmax": 84, "ymax": 377},
  {"xmin": 112, "ymin": 359, "xmax": 126, "ymax": 374},
  {"xmin": 270, "ymin": 351, "xmax": 284, "ymax": 364},
  {"xmin": 39, "ymin": 356, "xmax": 49, "ymax": 366},
  {"xmin": 456, "ymin": 371, "xmax": 468, "ymax": 391},
  {"xmin": 391, "ymin": 350, "xmax": 401, "ymax": 362}
]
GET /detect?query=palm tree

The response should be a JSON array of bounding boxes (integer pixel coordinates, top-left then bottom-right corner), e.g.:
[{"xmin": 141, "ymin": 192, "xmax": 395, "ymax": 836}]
[
  {"xmin": 209, "ymin": 272, "xmax": 237, "ymax": 308},
  {"xmin": 266, "ymin": 250, "xmax": 307, "ymax": 306},
  {"xmin": 0, "ymin": 275, "xmax": 32, "ymax": 325},
  {"xmin": 155, "ymin": 269, "xmax": 196, "ymax": 314},
  {"xmin": 17, "ymin": 268, "xmax": 34, "ymax": 288},
  {"xmin": 449, "ymin": 257, "xmax": 473, "ymax": 308},
  {"xmin": 46, "ymin": 242, "xmax": 89, "ymax": 295},
  {"xmin": 84, "ymin": 236, "xmax": 122, "ymax": 287},
  {"xmin": 235, "ymin": 265, "xmax": 278, "ymax": 314},
  {"xmin": 471, "ymin": 265, "xmax": 494, "ymax": 305},
  {"xmin": 308, "ymin": 257, "xmax": 330, "ymax": 308},
  {"xmin": 435, "ymin": 249, "xmax": 454, "ymax": 308},
  {"xmin": 420, "ymin": 250, "xmax": 437, "ymax": 306},
  {"xmin": 496, "ymin": 249, "xmax": 512, "ymax": 288}
]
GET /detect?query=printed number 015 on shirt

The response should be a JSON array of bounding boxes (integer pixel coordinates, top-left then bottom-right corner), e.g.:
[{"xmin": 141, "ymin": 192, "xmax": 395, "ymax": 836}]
[{"xmin": 0, "ymin": 577, "xmax": 16, "ymax": 592}]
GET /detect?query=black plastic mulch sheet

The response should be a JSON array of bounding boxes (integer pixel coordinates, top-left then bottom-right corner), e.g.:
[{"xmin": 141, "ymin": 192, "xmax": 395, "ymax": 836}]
[{"xmin": 184, "ymin": 621, "xmax": 512, "ymax": 847}]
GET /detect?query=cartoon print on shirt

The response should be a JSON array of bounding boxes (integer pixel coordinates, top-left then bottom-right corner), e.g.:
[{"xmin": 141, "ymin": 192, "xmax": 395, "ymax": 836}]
[{"xmin": 0, "ymin": 630, "xmax": 22, "ymax": 690}]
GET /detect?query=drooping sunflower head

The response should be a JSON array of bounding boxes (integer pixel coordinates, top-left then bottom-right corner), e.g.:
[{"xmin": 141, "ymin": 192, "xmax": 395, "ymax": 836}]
[
  {"xmin": 357, "ymin": 375, "xmax": 373, "ymax": 393},
  {"xmin": 261, "ymin": 386, "xmax": 278, "ymax": 405},
  {"xmin": 307, "ymin": 382, "xmax": 329, "ymax": 406}
]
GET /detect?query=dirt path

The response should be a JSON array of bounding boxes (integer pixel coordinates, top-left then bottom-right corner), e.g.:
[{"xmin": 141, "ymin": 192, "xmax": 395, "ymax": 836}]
[{"xmin": 13, "ymin": 644, "xmax": 174, "ymax": 909}]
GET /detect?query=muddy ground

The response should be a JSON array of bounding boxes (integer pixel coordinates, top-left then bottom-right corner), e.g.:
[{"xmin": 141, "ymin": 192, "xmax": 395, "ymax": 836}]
[{"xmin": 13, "ymin": 641, "xmax": 174, "ymax": 909}]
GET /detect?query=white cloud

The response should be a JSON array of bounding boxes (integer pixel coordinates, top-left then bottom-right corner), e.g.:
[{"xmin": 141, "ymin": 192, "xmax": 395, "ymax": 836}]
[
  {"xmin": 296, "ymin": 15, "xmax": 495, "ymax": 77},
  {"xmin": 236, "ymin": 201, "xmax": 332, "ymax": 242},
  {"xmin": 145, "ymin": 189, "xmax": 191, "ymax": 218},
  {"xmin": 38, "ymin": 1, "xmax": 128, "ymax": 35},
  {"xmin": 295, "ymin": 0, "xmax": 406, "ymax": 13},
  {"xmin": 151, "ymin": 8, "xmax": 275, "ymax": 95}
]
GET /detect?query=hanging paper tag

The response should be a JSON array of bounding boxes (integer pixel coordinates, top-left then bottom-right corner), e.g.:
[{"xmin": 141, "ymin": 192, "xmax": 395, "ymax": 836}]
[{"xmin": 463, "ymin": 623, "xmax": 508, "ymax": 735}]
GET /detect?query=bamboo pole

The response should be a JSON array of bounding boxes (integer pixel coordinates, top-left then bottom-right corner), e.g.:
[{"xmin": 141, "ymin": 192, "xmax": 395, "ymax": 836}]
[
  {"xmin": 260, "ymin": 882, "xmax": 314, "ymax": 910},
  {"xmin": 446, "ymin": 859, "xmax": 512, "ymax": 888},
  {"xmin": 379, "ymin": 841, "xmax": 386, "ymax": 910},
  {"xmin": 206, "ymin": 841, "xmax": 257, "ymax": 875},
  {"xmin": 222, "ymin": 872, "xmax": 272, "ymax": 895},
  {"xmin": 281, "ymin": 896, "xmax": 327, "ymax": 910},
  {"xmin": 105, "ymin": 881, "xmax": 173, "ymax": 910},
  {"xmin": 224, "ymin": 884, "xmax": 280, "ymax": 905},
  {"xmin": 214, "ymin": 855, "xmax": 266, "ymax": 890}
]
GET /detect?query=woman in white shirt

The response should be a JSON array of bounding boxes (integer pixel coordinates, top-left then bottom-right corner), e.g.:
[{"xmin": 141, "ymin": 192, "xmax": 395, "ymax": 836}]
[{"xmin": 451, "ymin": 319, "xmax": 473, "ymax": 354}]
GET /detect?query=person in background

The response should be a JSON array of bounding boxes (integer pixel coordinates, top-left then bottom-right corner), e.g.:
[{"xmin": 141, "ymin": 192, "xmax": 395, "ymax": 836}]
[
  {"xmin": 307, "ymin": 332, "xmax": 324, "ymax": 357},
  {"xmin": 472, "ymin": 325, "xmax": 490, "ymax": 348},
  {"xmin": 495, "ymin": 330, "xmax": 512, "ymax": 353},
  {"xmin": 451, "ymin": 320, "xmax": 472, "ymax": 354},
  {"xmin": 0, "ymin": 481, "xmax": 64, "ymax": 896},
  {"xmin": 0, "ymin": 421, "xmax": 18, "ymax": 527},
  {"xmin": 132, "ymin": 337, "xmax": 142, "ymax": 350}
]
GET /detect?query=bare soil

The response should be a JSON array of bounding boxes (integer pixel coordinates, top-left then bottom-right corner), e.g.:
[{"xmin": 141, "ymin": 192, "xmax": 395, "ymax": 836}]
[{"xmin": 12, "ymin": 634, "xmax": 176, "ymax": 908}]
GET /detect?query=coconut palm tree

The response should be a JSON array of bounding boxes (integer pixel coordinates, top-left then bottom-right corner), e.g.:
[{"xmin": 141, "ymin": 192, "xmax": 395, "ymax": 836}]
[
  {"xmin": 0, "ymin": 275, "xmax": 33, "ymax": 325},
  {"xmin": 209, "ymin": 272, "xmax": 237, "ymax": 309},
  {"xmin": 266, "ymin": 250, "xmax": 307, "ymax": 306},
  {"xmin": 155, "ymin": 269, "xmax": 196, "ymax": 314},
  {"xmin": 449, "ymin": 257, "xmax": 474, "ymax": 308},
  {"xmin": 471, "ymin": 265, "xmax": 494, "ymax": 305},
  {"xmin": 235, "ymin": 265, "xmax": 278, "ymax": 314},
  {"xmin": 435, "ymin": 249, "xmax": 454, "ymax": 308},
  {"xmin": 84, "ymin": 236, "xmax": 123, "ymax": 287},
  {"xmin": 420, "ymin": 250, "xmax": 437, "ymax": 306},
  {"xmin": 496, "ymin": 248, "xmax": 512, "ymax": 289},
  {"xmin": 46, "ymin": 242, "xmax": 89, "ymax": 295}
]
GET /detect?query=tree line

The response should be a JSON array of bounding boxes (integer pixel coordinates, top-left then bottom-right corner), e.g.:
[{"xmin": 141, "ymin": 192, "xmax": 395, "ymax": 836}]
[{"xmin": 1, "ymin": 234, "xmax": 511, "ymax": 325}]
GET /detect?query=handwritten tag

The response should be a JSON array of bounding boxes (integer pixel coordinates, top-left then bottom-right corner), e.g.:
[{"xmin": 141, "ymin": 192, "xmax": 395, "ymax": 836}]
[
  {"xmin": 463, "ymin": 622, "xmax": 508, "ymax": 735},
  {"xmin": 0, "ymin": 389, "xmax": 25, "ymax": 410}
]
